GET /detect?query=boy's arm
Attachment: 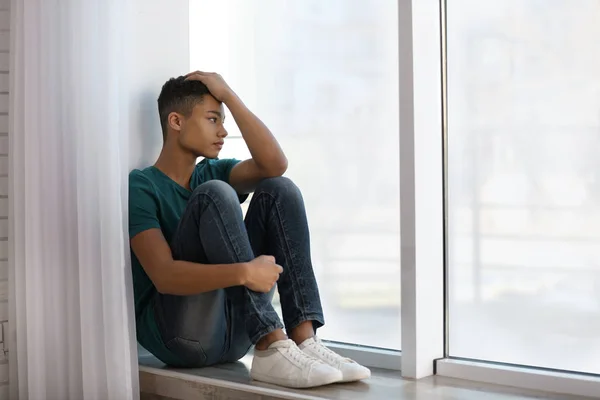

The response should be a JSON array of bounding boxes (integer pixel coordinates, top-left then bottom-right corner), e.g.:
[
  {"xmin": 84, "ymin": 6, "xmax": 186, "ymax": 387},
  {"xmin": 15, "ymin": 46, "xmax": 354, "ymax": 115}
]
[
  {"xmin": 131, "ymin": 228, "xmax": 282, "ymax": 295},
  {"xmin": 226, "ymin": 93, "xmax": 288, "ymax": 193},
  {"xmin": 185, "ymin": 71, "xmax": 288, "ymax": 193},
  {"xmin": 131, "ymin": 229, "xmax": 246, "ymax": 295}
]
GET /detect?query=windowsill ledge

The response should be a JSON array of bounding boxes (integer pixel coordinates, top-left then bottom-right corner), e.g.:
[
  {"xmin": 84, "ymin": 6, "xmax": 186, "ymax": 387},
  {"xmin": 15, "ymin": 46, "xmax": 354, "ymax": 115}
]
[
  {"xmin": 138, "ymin": 352, "xmax": 398, "ymax": 400},
  {"xmin": 138, "ymin": 351, "xmax": 593, "ymax": 400}
]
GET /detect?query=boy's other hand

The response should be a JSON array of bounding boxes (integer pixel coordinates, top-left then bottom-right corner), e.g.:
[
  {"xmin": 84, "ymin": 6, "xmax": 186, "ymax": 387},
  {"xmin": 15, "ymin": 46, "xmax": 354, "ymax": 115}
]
[
  {"xmin": 243, "ymin": 255, "xmax": 283, "ymax": 293},
  {"xmin": 185, "ymin": 71, "xmax": 235, "ymax": 103}
]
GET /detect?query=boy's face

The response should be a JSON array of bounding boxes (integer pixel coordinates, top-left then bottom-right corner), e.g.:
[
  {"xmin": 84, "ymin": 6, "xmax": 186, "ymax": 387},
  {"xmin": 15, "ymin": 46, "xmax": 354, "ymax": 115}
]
[{"xmin": 176, "ymin": 94, "xmax": 227, "ymax": 159}]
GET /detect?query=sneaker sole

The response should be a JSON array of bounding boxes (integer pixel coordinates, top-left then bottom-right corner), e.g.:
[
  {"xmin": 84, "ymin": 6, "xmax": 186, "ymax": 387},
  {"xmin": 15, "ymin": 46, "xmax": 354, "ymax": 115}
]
[
  {"xmin": 250, "ymin": 371, "xmax": 343, "ymax": 389},
  {"xmin": 340, "ymin": 369, "xmax": 371, "ymax": 383}
]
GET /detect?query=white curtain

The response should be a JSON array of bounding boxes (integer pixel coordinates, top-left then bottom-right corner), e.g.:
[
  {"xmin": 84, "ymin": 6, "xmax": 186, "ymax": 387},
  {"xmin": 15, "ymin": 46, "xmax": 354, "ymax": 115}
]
[{"xmin": 9, "ymin": 1, "xmax": 139, "ymax": 399}]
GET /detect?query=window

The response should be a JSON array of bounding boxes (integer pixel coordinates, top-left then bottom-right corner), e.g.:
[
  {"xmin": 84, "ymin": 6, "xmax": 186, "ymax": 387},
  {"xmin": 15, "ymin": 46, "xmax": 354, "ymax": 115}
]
[
  {"xmin": 190, "ymin": 0, "xmax": 401, "ymax": 349},
  {"xmin": 447, "ymin": 0, "xmax": 600, "ymax": 374}
]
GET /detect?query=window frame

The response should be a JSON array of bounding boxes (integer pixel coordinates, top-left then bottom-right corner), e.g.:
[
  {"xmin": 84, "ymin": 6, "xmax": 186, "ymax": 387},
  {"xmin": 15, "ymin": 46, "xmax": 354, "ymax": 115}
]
[
  {"xmin": 434, "ymin": 0, "xmax": 600, "ymax": 397},
  {"xmin": 320, "ymin": 0, "xmax": 447, "ymax": 376},
  {"xmin": 335, "ymin": 0, "xmax": 600, "ymax": 395}
]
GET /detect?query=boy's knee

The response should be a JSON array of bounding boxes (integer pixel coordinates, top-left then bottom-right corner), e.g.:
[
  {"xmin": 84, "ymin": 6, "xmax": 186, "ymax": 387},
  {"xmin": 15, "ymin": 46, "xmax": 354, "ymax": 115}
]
[
  {"xmin": 192, "ymin": 180, "xmax": 239, "ymax": 205},
  {"xmin": 256, "ymin": 176, "xmax": 301, "ymax": 198}
]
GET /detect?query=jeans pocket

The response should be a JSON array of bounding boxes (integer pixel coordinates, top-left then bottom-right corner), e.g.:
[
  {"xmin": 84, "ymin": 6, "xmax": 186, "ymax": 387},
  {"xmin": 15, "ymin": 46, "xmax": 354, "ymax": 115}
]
[{"xmin": 165, "ymin": 337, "xmax": 208, "ymax": 368}]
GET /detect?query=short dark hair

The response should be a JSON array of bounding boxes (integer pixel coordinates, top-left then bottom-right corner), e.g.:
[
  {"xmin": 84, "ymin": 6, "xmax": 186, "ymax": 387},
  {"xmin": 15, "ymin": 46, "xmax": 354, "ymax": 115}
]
[{"xmin": 157, "ymin": 76, "xmax": 211, "ymax": 138}]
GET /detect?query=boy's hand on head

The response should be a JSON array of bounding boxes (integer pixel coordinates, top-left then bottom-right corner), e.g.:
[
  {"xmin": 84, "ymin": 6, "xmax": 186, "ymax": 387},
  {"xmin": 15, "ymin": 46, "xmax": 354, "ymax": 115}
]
[{"xmin": 185, "ymin": 71, "xmax": 235, "ymax": 103}]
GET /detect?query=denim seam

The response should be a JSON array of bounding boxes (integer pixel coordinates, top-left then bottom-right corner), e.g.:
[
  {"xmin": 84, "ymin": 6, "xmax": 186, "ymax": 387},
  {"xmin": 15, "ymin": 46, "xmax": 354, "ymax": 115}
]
[
  {"xmin": 195, "ymin": 191, "xmax": 275, "ymax": 332},
  {"xmin": 255, "ymin": 190, "xmax": 310, "ymax": 323}
]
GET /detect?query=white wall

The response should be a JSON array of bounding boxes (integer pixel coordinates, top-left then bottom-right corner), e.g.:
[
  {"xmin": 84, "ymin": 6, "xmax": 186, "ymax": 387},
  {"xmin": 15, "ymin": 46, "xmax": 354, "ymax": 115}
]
[
  {"xmin": 128, "ymin": 0, "xmax": 190, "ymax": 171},
  {"xmin": 127, "ymin": 0, "xmax": 190, "ymax": 359},
  {"xmin": 0, "ymin": 0, "xmax": 8, "ymax": 397}
]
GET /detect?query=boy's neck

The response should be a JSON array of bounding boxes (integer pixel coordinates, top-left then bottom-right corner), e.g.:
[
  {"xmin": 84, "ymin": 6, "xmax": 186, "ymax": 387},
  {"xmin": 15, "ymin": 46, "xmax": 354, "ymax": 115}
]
[{"xmin": 154, "ymin": 144, "xmax": 197, "ymax": 190}]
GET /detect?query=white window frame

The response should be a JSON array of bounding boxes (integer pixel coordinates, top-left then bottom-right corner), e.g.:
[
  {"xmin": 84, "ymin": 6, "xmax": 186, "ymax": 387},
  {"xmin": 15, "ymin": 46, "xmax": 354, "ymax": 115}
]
[
  {"xmin": 436, "ymin": 359, "xmax": 600, "ymax": 398},
  {"xmin": 322, "ymin": 0, "xmax": 448, "ymax": 376},
  {"xmin": 336, "ymin": 1, "xmax": 600, "ymax": 397},
  {"xmin": 325, "ymin": 343, "xmax": 401, "ymax": 371},
  {"xmin": 398, "ymin": 0, "xmax": 445, "ymax": 379},
  {"xmin": 431, "ymin": 0, "xmax": 600, "ymax": 397},
  {"xmin": 315, "ymin": 0, "xmax": 447, "ymax": 373}
]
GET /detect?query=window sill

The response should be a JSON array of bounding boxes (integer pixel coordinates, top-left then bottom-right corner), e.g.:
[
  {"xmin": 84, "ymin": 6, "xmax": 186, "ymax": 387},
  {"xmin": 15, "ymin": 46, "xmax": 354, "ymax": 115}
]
[
  {"xmin": 436, "ymin": 358, "xmax": 600, "ymax": 399},
  {"xmin": 138, "ymin": 350, "xmax": 592, "ymax": 400},
  {"xmin": 323, "ymin": 342, "xmax": 401, "ymax": 371},
  {"xmin": 138, "ymin": 352, "xmax": 399, "ymax": 400}
]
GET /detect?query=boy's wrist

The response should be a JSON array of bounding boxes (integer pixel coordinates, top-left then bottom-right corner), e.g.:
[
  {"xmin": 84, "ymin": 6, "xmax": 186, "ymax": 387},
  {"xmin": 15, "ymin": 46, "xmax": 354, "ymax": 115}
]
[
  {"xmin": 236, "ymin": 262, "xmax": 249, "ymax": 286},
  {"xmin": 222, "ymin": 90, "xmax": 242, "ymax": 107}
]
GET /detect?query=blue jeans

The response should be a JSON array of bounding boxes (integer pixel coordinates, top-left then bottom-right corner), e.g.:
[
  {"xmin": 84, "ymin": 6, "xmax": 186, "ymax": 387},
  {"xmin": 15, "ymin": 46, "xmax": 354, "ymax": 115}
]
[{"xmin": 152, "ymin": 177, "xmax": 325, "ymax": 367}]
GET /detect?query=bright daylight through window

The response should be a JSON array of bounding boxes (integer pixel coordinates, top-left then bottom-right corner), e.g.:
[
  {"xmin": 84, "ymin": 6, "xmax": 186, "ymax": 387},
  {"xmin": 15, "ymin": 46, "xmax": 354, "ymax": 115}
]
[
  {"xmin": 447, "ymin": 0, "xmax": 600, "ymax": 374},
  {"xmin": 190, "ymin": 0, "xmax": 401, "ymax": 349}
]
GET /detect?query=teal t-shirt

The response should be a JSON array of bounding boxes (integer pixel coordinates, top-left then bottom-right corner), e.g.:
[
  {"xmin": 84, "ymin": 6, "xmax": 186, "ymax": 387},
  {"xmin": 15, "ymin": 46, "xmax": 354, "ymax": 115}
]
[{"xmin": 129, "ymin": 158, "xmax": 244, "ymax": 365}]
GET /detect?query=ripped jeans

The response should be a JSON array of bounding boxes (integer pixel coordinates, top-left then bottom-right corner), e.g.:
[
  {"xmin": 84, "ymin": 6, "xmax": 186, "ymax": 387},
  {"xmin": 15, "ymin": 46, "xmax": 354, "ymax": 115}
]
[{"xmin": 152, "ymin": 177, "xmax": 324, "ymax": 367}]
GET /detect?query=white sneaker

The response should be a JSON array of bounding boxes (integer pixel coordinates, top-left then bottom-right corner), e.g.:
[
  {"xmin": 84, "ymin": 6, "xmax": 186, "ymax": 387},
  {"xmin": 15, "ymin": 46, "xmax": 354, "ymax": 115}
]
[
  {"xmin": 299, "ymin": 336, "xmax": 371, "ymax": 382},
  {"xmin": 250, "ymin": 339, "xmax": 343, "ymax": 388}
]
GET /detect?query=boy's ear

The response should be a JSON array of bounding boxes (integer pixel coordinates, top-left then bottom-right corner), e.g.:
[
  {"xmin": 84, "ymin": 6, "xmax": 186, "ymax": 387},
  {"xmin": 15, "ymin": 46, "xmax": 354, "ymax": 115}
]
[{"xmin": 168, "ymin": 112, "xmax": 183, "ymax": 132}]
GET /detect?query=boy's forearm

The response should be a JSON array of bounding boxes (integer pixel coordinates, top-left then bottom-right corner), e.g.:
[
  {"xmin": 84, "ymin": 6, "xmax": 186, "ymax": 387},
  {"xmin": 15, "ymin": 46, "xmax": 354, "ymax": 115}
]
[
  {"xmin": 225, "ymin": 94, "xmax": 287, "ymax": 174},
  {"xmin": 156, "ymin": 260, "xmax": 248, "ymax": 296}
]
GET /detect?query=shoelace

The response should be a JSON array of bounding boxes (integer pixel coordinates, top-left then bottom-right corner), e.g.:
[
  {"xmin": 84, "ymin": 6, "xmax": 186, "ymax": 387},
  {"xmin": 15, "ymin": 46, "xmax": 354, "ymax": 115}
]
[
  {"xmin": 287, "ymin": 343, "xmax": 323, "ymax": 368},
  {"xmin": 310, "ymin": 338, "xmax": 351, "ymax": 364}
]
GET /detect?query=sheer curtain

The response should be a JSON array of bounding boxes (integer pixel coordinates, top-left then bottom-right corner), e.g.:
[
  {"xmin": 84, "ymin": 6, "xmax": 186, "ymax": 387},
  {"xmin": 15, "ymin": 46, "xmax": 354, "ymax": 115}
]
[{"xmin": 9, "ymin": 1, "xmax": 138, "ymax": 399}]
